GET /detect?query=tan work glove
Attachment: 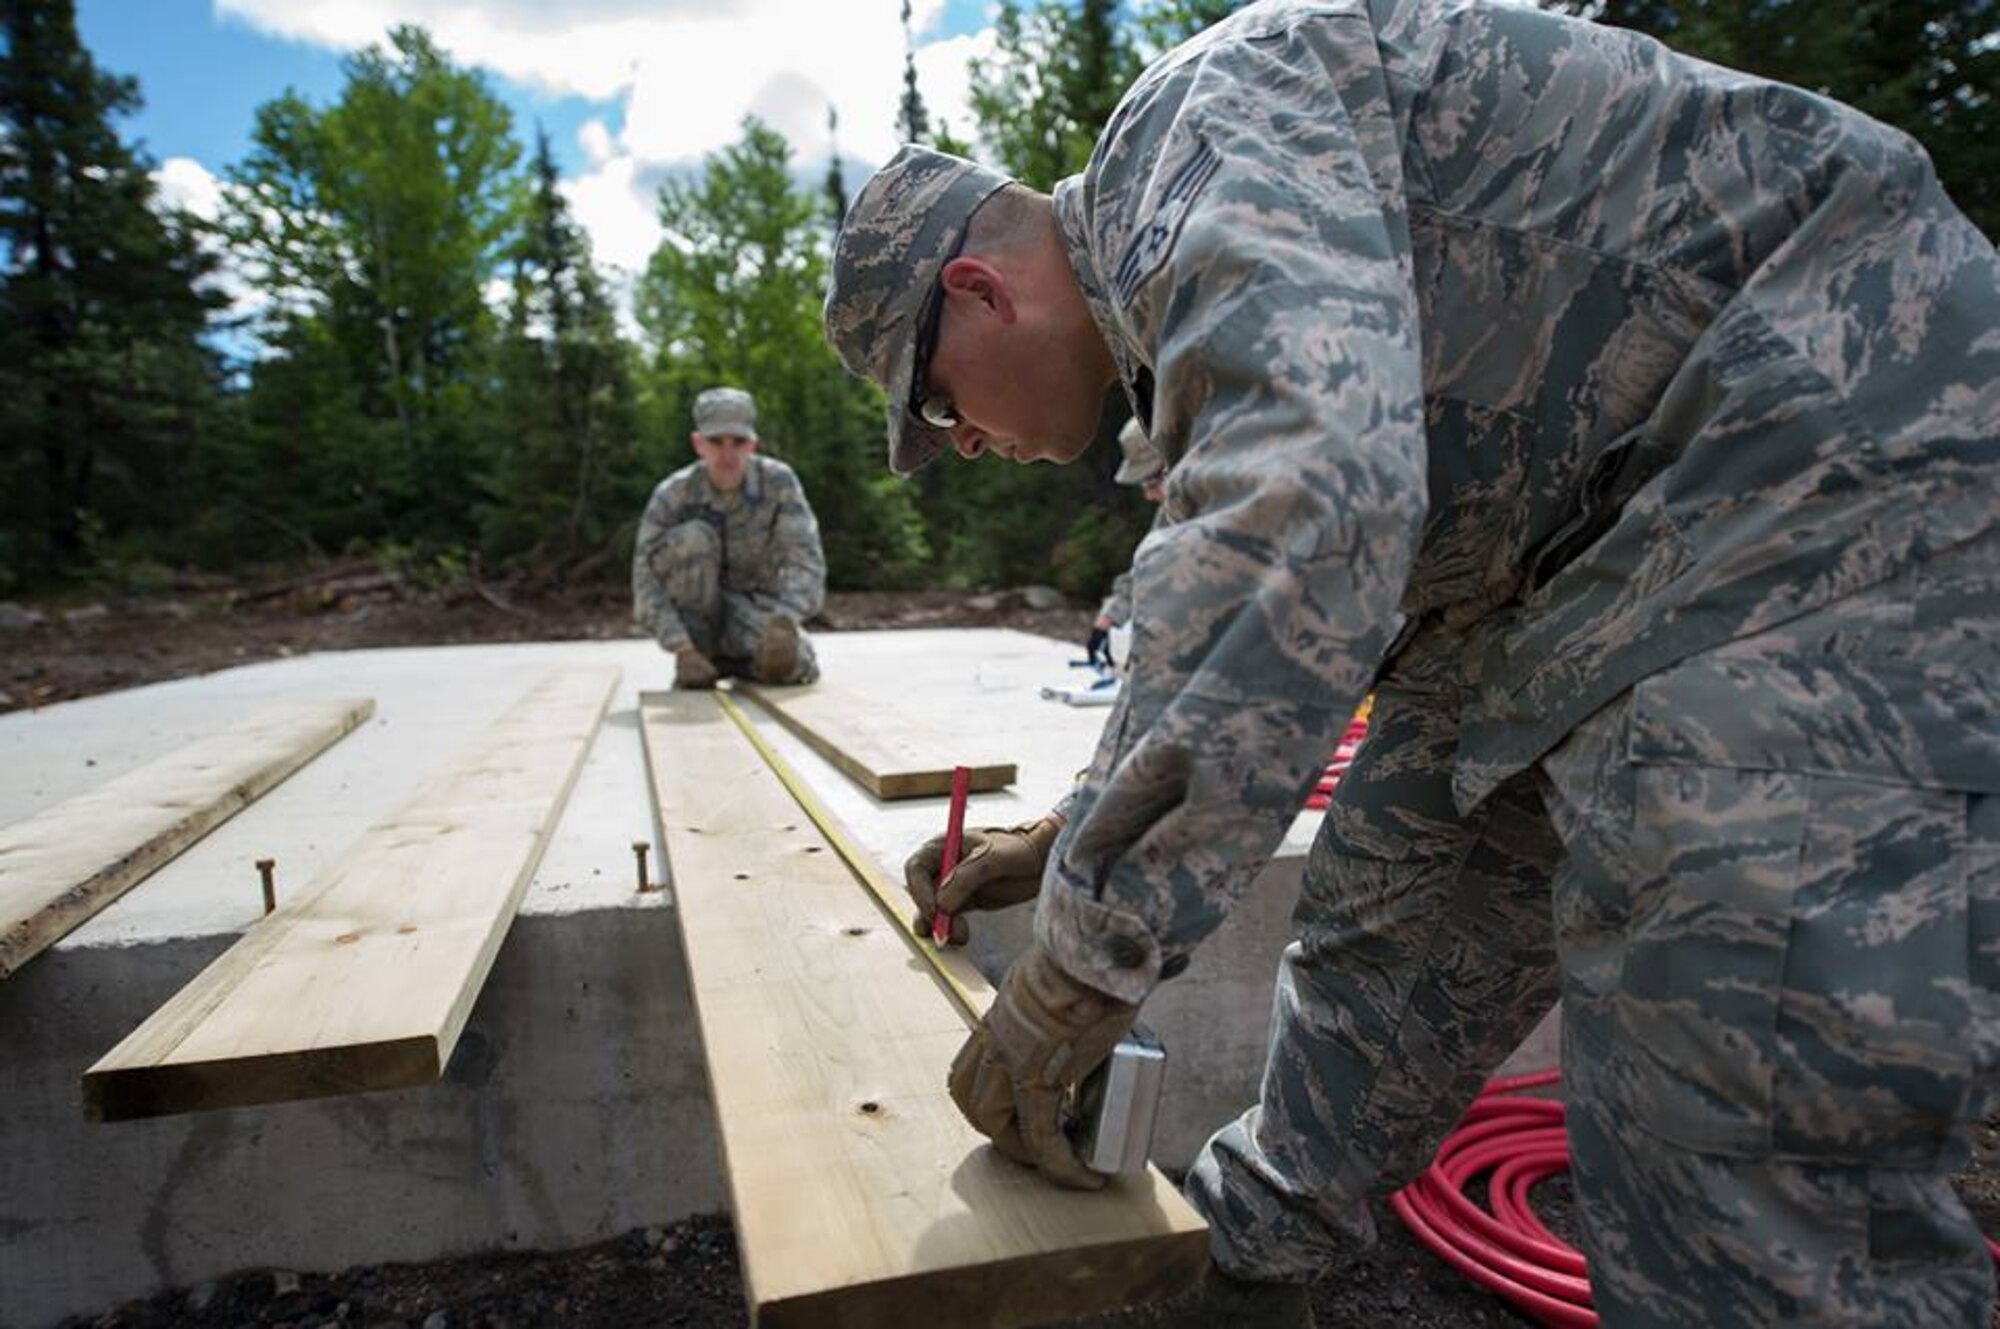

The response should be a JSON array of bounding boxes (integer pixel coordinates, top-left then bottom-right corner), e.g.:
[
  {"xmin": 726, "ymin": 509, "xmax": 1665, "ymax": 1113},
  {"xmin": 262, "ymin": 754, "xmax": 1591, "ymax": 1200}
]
[
  {"xmin": 903, "ymin": 812, "xmax": 1062, "ymax": 945},
  {"xmin": 673, "ymin": 645, "xmax": 718, "ymax": 690},
  {"xmin": 949, "ymin": 943, "xmax": 1140, "ymax": 1190}
]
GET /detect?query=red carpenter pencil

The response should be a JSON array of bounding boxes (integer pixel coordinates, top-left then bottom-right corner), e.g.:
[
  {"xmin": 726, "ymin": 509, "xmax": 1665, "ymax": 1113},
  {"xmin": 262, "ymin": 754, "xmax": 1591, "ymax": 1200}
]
[{"xmin": 931, "ymin": 765, "xmax": 972, "ymax": 946}]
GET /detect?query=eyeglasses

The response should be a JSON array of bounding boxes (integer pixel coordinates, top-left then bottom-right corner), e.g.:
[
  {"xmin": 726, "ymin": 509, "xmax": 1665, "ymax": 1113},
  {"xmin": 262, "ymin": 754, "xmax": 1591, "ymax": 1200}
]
[{"xmin": 909, "ymin": 229, "xmax": 968, "ymax": 430}]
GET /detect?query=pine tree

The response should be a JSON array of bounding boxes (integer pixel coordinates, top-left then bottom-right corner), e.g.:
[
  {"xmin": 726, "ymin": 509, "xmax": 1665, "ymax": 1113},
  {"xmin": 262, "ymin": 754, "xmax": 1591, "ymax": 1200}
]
[
  {"xmin": 897, "ymin": 0, "xmax": 932, "ymax": 143},
  {"xmin": 823, "ymin": 104, "xmax": 848, "ymax": 226},
  {"xmin": 0, "ymin": 0, "xmax": 222, "ymax": 584},
  {"xmin": 481, "ymin": 128, "xmax": 638, "ymax": 574}
]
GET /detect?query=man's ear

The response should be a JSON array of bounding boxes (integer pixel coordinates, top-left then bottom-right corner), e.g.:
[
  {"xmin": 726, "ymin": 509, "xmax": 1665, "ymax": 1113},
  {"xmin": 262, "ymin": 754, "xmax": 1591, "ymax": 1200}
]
[
  {"xmin": 689, "ymin": 431, "xmax": 704, "ymax": 452},
  {"xmin": 941, "ymin": 256, "xmax": 1017, "ymax": 324}
]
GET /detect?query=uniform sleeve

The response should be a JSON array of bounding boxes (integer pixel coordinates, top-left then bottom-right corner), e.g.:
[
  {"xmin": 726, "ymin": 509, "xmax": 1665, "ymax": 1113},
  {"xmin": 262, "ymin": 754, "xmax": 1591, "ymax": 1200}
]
[
  {"xmin": 631, "ymin": 479, "xmax": 692, "ymax": 651},
  {"xmin": 1098, "ymin": 570, "xmax": 1134, "ymax": 627},
  {"xmin": 767, "ymin": 467, "xmax": 828, "ymax": 622},
  {"xmin": 1035, "ymin": 62, "xmax": 1430, "ymax": 1003},
  {"xmin": 1100, "ymin": 503, "xmax": 1173, "ymax": 625}
]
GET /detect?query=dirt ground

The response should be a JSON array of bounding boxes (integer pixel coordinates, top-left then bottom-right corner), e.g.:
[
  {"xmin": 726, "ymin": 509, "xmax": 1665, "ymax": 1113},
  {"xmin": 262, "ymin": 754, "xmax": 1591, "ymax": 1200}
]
[
  {"xmin": 16, "ymin": 573, "xmax": 2000, "ymax": 1327},
  {"xmin": 55, "ymin": 1149, "xmax": 2000, "ymax": 1329},
  {"xmin": 0, "ymin": 575, "xmax": 1097, "ymax": 715},
  {"xmin": 53, "ymin": 1202, "xmax": 1540, "ymax": 1329}
]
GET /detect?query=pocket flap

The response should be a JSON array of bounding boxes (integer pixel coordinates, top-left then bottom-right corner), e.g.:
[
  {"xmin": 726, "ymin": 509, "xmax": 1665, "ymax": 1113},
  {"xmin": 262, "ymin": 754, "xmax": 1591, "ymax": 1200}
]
[{"xmin": 1629, "ymin": 652, "xmax": 2000, "ymax": 793}]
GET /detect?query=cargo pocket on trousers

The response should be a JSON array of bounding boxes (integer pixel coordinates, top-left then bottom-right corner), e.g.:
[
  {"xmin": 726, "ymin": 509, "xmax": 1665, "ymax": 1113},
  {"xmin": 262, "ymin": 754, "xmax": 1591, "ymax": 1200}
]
[{"xmin": 1611, "ymin": 694, "xmax": 1978, "ymax": 1168}]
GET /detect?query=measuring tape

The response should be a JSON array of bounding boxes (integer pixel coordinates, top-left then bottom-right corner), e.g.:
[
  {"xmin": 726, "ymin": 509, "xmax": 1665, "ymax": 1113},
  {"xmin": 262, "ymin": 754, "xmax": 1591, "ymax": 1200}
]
[{"xmin": 713, "ymin": 688, "xmax": 993, "ymax": 1023}]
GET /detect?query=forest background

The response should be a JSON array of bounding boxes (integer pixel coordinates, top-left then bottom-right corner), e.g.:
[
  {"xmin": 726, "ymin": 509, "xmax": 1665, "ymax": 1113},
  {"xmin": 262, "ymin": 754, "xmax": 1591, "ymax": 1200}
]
[{"xmin": 4, "ymin": 0, "xmax": 1994, "ymax": 603}]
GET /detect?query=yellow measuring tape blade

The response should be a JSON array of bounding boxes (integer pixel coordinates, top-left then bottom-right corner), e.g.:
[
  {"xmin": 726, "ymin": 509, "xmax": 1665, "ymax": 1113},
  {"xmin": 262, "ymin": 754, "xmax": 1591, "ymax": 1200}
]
[{"xmin": 714, "ymin": 688, "xmax": 992, "ymax": 1023}]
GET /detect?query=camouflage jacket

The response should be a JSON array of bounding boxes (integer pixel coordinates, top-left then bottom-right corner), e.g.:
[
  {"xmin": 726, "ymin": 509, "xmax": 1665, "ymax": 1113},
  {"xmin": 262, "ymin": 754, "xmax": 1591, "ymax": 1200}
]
[
  {"xmin": 631, "ymin": 454, "xmax": 827, "ymax": 650},
  {"xmin": 1037, "ymin": 0, "xmax": 2000, "ymax": 1002},
  {"xmin": 1098, "ymin": 570, "xmax": 1133, "ymax": 628}
]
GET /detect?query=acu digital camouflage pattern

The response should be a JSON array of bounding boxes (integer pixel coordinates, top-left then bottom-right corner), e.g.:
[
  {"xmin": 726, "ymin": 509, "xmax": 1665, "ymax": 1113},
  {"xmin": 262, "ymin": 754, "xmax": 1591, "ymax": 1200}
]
[
  {"xmin": 631, "ymin": 453, "xmax": 826, "ymax": 680},
  {"xmin": 973, "ymin": 0, "xmax": 1997, "ymax": 1321}
]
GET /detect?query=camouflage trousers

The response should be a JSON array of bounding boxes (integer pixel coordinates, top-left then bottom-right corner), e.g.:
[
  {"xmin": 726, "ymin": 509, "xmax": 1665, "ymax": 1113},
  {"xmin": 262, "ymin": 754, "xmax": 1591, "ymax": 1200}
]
[
  {"xmin": 1187, "ymin": 529, "xmax": 2000, "ymax": 1326},
  {"xmin": 656, "ymin": 521, "xmax": 818, "ymax": 683}
]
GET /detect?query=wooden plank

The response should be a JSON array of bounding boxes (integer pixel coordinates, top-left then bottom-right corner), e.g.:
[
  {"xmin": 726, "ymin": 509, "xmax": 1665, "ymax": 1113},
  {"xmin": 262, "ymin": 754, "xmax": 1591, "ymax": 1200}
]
[
  {"xmin": 711, "ymin": 689, "xmax": 999, "ymax": 1025},
  {"xmin": 81, "ymin": 668, "xmax": 618, "ymax": 1122},
  {"xmin": 0, "ymin": 698, "xmax": 375, "ymax": 980},
  {"xmin": 735, "ymin": 680, "xmax": 1015, "ymax": 800},
  {"xmin": 640, "ymin": 690, "xmax": 1207, "ymax": 1329}
]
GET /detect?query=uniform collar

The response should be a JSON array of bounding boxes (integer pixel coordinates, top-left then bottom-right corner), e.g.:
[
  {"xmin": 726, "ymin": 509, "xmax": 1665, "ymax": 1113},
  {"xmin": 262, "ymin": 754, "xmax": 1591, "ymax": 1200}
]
[
  {"xmin": 1053, "ymin": 176, "xmax": 1153, "ymax": 429},
  {"xmin": 695, "ymin": 453, "xmax": 765, "ymax": 506}
]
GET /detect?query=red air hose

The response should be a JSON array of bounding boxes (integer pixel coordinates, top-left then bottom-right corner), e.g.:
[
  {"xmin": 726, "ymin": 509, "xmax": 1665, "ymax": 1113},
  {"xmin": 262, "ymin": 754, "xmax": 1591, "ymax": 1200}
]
[
  {"xmin": 1390, "ymin": 1071, "xmax": 1596, "ymax": 1326},
  {"xmin": 1390, "ymin": 1072, "xmax": 2000, "ymax": 1327},
  {"xmin": 1304, "ymin": 711, "xmax": 1371, "ymax": 811}
]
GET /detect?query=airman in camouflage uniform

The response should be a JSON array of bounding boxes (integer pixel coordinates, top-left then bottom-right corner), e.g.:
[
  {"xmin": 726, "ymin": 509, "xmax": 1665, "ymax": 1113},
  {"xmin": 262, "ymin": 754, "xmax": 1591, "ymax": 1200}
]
[
  {"xmin": 826, "ymin": 1, "xmax": 2000, "ymax": 1324},
  {"xmin": 632, "ymin": 387, "xmax": 826, "ymax": 688}
]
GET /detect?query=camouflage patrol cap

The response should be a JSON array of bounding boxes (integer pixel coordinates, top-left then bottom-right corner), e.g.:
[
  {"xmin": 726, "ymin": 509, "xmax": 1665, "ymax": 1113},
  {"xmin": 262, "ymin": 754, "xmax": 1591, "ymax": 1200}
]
[
  {"xmin": 692, "ymin": 386, "xmax": 758, "ymax": 440},
  {"xmin": 824, "ymin": 145, "xmax": 1013, "ymax": 475},
  {"xmin": 1113, "ymin": 418, "xmax": 1166, "ymax": 486}
]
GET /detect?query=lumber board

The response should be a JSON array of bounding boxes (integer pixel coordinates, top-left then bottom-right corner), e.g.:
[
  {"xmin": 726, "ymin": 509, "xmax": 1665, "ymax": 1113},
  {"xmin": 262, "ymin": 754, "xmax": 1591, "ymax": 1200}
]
[
  {"xmin": 640, "ymin": 690, "xmax": 1207, "ymax": 1329},
  {"xmin": 81, "ymin": 668, "xmax": 618, "ymax": 1121},
  {"xmin": 735, "ymin": 679, "xmax": 1015, "ymax": 800},
  {"xmin": 0, "ymin": 698, "xmax": 375, "ymax": 980}
]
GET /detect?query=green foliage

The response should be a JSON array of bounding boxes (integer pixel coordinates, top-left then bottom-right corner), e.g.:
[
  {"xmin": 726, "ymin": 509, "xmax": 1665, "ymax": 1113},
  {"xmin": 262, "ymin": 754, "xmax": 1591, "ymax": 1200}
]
[
  {"xmin": 970, "ymin": 0, "xmax": 1141, "ymax": 189},
  {"xmin": 221, "ymin": 27, "xmax": 524, "ymax": 548},
  {"xmin": 0, "ymin": 0, "xmax": 223, "ymax": 585},
  {"xmin": 898, "ymin": 0, "xmax": 932, "ymax": 143},
  {"xmin": 1049, "ymin": 502, "xmax": 1145, "ymax": 600},
  {"xmin": 0, "ymin": 1, "xmax": 1293, "ymax": 601},
  {"xmin": 1132, "ymin": 0, "xmax": 1250, "ymax": 55},
  {"xmin": 479, "ymin": 128, "xmax": 643, "ymax": 575},
  {"xmin": 636, "ymin": 118, "xmax": 929, "ymax": 588},
  {"xmin": 823, "ymin": 105, "xmax": 849, "ymax": 227},
  {"xmin": 1545, "ymin": 1, "xmax": 2000, "ymax": 238},
  {"xmin": 377, "ymin": 539, "xmax": 471, "ymax": 591}
]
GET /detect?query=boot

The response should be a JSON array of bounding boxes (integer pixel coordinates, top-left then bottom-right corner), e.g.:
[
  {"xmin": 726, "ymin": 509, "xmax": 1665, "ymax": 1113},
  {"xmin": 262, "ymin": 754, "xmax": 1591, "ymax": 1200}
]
[{"xmin": 753, "ymin": 616, "xmax": 802, "ymax": 683}]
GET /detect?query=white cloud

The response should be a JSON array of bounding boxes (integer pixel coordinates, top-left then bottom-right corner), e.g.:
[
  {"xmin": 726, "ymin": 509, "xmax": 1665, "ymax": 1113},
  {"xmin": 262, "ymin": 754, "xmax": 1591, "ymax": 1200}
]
[
  {"xmin": 561, "ymin": 149, "xmax": 661, "ymax": 276},
  {"xmin": 155, "ymin": 155, "xmax": 226, "ymax": 221},
  {"xmin": 216, "ymin": 0, "xmax": 976, "ymax": 161},
  {"xmin": 578, "ymin": 118, "xmax": 617, "ymax": 167},
  {"xmin": 215, "ymin": 0, "xmax": 991, "ymax": 311},
  {"xmin": 152, "ymin": 156, "xmax": 271, "ymax": 332}
]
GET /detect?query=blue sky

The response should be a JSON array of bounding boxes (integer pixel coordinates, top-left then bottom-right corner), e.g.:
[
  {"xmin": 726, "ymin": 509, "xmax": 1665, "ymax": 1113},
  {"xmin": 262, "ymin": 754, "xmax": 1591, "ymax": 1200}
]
[
  {"xmin": 78, "ymin": 0, "xmax": 607, "ymax": 178},
  {"xmin": 81, "ymin": 0, "xmax": 1002, "ymax": 274}
]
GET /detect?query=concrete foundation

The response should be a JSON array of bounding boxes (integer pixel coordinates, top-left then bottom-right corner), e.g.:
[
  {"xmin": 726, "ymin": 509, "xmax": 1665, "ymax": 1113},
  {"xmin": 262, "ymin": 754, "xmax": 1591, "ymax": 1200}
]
[{"xmin": 0, "ymin": 629, "xmax": 1552, "ymax": 1329}]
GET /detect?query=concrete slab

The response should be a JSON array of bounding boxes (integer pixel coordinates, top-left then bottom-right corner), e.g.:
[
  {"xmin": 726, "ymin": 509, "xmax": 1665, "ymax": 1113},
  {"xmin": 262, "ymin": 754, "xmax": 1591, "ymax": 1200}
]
[
  {"xmin": 1, "ymin": 639, "xmax": 700, "ymax": 1329},
  {"xmin": 0, "ymin": 627, "xmax": 1530, "ymax": 1329}
]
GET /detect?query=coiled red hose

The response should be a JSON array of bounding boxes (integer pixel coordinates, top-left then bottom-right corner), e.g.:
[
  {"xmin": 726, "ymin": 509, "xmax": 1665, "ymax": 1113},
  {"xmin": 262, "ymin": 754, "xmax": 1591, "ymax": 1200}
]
[
  {"xmin": 1389, "ymin": 1071, "xmax": 2000, "ymax": 1327},
  {"xmin": 1390, "ymin": 1070, "xmax": 1595, "ymax": 1326}
]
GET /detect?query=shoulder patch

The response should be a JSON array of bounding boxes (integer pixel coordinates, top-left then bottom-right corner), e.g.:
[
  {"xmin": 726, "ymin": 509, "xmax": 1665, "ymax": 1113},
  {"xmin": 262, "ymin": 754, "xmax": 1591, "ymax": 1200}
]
[{"xmin": 1112, "ymin": 139, "xmax": 1222, "ymax": 307}]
